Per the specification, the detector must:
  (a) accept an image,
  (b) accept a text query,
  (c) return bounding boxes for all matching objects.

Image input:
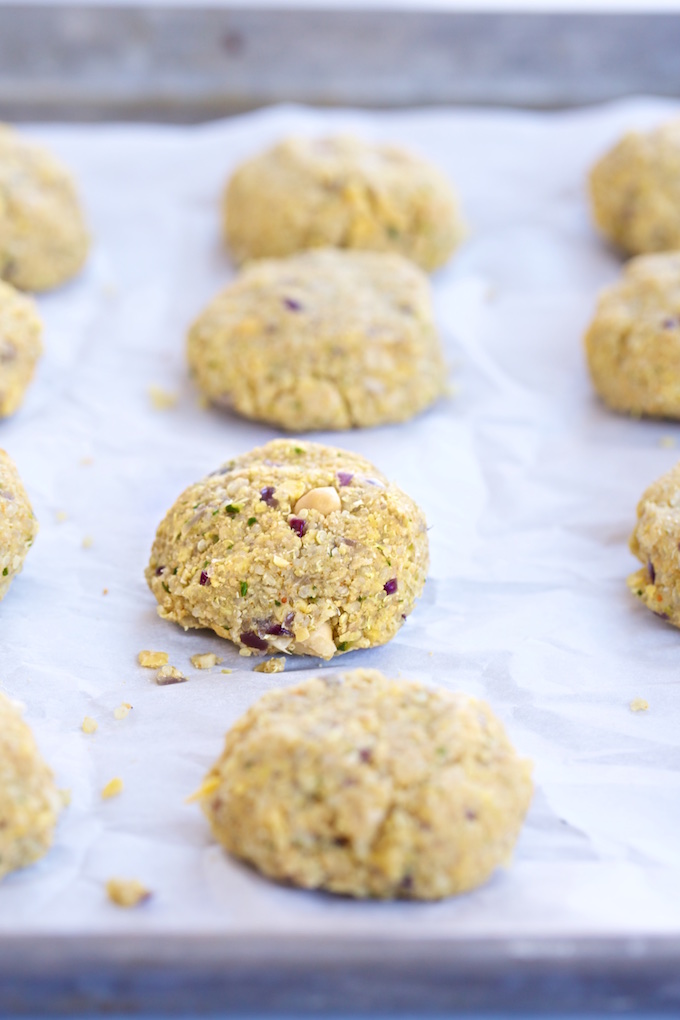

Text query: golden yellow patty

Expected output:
[0,450,38,603]
[199,669,533,900]
[585,252,680,418]
[187,249,447,431]
[0,124,89,291]
[590,120,680,256]
[0,693,63,881]
[628,459,680,628]
[0,280,43,418]
[146,440,429,659]
[223,135,464,272]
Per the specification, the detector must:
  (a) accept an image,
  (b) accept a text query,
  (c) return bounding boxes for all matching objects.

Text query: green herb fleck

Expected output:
[247,517,257,527]
[293,446,304,455]
[274,600,281,606]
[337,641,349,652]
[203,560,209,568]
[172,567,178,575]
[1,568,7,577]
[240,581,248,597]
[162,582,170,593]
[225,504,240,515]
[387,225,400,239]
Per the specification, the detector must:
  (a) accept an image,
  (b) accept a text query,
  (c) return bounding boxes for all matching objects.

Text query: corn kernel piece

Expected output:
[82,716,98,735]
[102,777,124,799]
[114,702,132,720]
[106,878,152,908]
[138,650,169,668]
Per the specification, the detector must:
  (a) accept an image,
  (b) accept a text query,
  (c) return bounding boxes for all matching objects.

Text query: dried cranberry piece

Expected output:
[240,631,269,651]
[289,517,306,538]
[283,297,303,312]
[337,471,354,486]
[155,566,165,576]
[199,571,210,586]
[648,560,656,584]
[260,486,278,507]
[383,578,398,595]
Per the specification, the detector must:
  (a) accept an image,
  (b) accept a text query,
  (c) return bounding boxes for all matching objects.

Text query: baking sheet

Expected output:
[2,97,680,939]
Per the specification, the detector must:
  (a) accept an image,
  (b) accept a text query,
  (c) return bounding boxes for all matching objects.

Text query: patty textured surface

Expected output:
[223,135,464,272]
[585,253,680,418]
[0,124,89,291]
[590,120,680,256]
[199,669,533,899]
[188,249,447,431]
[0,450,38,602]
[629,459,680,628]
[146,440,428,659]
[0,692,63,881]
[0,281,43,418]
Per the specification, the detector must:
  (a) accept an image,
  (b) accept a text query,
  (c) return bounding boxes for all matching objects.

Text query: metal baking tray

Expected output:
[1,6,680,1015]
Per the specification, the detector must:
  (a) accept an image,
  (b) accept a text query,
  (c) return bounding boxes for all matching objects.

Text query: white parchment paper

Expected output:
[2,98,680,939]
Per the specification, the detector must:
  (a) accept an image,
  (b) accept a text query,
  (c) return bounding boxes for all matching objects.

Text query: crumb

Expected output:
[220,668,233,675]
[106,878,152,908]
[80,456,94,466]
[102,777,124,799]
[102,588,108,596]
[138,650,168,668]
[186,775,220,804]
[659,436,676,449]
[428,651,433,657]
[82,716,98,734]
[113,702,132,720]
[148,385,178,411]
[254,657,285,674]
[191,652,222,670]
[55,510,68,523]
[630,698,649,713]
[155,664,187,686]
[82,535,93,549]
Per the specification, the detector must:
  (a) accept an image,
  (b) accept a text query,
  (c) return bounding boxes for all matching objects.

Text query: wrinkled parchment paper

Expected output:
[2,98,680,938]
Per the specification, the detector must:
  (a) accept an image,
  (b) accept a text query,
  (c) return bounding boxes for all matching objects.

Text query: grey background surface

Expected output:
[0,6,679,120]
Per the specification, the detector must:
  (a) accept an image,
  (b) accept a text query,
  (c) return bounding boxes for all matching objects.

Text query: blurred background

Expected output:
[1,0,679,123]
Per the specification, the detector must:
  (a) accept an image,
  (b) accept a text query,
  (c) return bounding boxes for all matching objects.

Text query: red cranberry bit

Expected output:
[662,318,679,330]
[648,560,656,584]
[240,631,269,651]
[383,578,398,595]
[283,297,303,312]
[289,517,306,538]
[359,748,373,763]
[260,486,278,507]
[199,570,210,586]
[337,471,354,486]
[155,566,165,576]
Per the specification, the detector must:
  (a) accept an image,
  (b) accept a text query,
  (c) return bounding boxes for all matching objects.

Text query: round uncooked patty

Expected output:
[590,120,680,256]
[585,252,680,418]
[0,280,43,418]
[198,668,533,900]
[629,459,680,628]
[0,450,38,603]
[223,135,465,272]
[0,124,89,291]
[146,440,429,659]
[187,249,447,431]
[0,692,63,881]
